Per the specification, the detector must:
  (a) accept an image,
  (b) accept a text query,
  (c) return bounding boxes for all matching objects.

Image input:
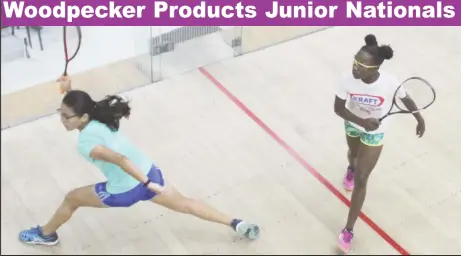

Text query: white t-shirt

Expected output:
[336,71,407,134]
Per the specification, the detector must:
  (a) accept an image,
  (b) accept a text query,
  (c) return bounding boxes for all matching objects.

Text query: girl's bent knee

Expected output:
[63,191,81,210]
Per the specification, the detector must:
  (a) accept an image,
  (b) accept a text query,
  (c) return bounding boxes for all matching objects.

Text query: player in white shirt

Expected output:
[334,34,426,253]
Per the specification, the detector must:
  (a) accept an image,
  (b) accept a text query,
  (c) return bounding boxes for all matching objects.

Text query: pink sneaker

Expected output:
[338,229,354,253]
[343,167,355,191]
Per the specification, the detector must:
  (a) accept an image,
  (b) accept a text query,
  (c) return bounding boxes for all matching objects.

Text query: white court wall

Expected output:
[1,26,183,96]
[1,26,331,130]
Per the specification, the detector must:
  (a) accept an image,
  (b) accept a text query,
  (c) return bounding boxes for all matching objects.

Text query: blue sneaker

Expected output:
[19,226,59,246]
[231,219,260,240]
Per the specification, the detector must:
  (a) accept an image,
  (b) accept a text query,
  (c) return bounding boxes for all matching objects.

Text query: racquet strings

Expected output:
[64,27,82,62]
[395,78,435,112]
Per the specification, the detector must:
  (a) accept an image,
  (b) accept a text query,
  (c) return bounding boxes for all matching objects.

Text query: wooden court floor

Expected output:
[2,27,460,255]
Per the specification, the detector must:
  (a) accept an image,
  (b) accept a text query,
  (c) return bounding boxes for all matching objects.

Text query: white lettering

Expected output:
[245,6,257,18]
[363,6,375,18]
[170,5,179,17]
[9,0,453,23]
[38,6,52,18]
[377,2,386,18]
[347,1,456,19]
[136,6,146,18]
[444,6,455,18]
[81,6,94,18]
[222,6,233,18]
[123,5,135,18]
[53,1,66,19]
[266,1,336,19]
[347,1,362,18]
[178,6,192,18]
[192,2,205,18]
[2,1,24,18]
[95,6,108,18]
[109,1,122,18]
[68,6,79,22]
[154,1,168,18]
[394,6,407,18]
[234,2,244,18]
[24,6,37,18]
[314,6,328,18]
[265,1,279,18]
[1,1,147,21]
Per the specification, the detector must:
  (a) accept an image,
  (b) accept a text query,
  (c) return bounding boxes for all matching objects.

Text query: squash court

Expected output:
[2,26,461,255]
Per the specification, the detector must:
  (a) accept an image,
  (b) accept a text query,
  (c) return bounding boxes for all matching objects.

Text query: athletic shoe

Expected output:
[19,226,59,246]
[231,219,260,240]
[338,229,354,253]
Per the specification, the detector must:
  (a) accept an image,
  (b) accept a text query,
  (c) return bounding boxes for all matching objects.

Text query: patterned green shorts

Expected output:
[344,121,385,146]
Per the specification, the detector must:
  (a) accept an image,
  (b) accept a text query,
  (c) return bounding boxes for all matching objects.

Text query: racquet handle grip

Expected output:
[57,74,71,94]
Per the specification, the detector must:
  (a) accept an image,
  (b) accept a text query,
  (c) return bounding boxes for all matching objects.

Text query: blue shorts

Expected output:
[94,165,165,207]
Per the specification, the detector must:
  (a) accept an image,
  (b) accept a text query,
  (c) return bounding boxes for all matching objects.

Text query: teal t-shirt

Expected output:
[78,120,153,194]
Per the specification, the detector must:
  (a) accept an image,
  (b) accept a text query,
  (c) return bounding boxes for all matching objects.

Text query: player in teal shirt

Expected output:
[78,119,154,194]
[19,79,260,246]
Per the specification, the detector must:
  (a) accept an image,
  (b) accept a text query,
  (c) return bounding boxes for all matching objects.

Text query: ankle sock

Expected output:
[231,219,242,230]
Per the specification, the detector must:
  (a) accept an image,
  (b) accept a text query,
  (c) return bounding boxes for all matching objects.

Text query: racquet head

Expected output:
[379,76,436,122]
[63,26,82,76]
[395,77,436,113]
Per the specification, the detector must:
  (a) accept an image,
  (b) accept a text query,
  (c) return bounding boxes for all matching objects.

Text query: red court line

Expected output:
[199,67,409,255]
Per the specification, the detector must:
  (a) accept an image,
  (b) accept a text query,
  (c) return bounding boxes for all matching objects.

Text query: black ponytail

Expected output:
[360,34,394,66]
[62,90,131,131]
[93,95,131,131]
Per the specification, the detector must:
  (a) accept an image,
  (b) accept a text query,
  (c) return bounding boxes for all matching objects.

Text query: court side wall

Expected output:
[1,26,331,130]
